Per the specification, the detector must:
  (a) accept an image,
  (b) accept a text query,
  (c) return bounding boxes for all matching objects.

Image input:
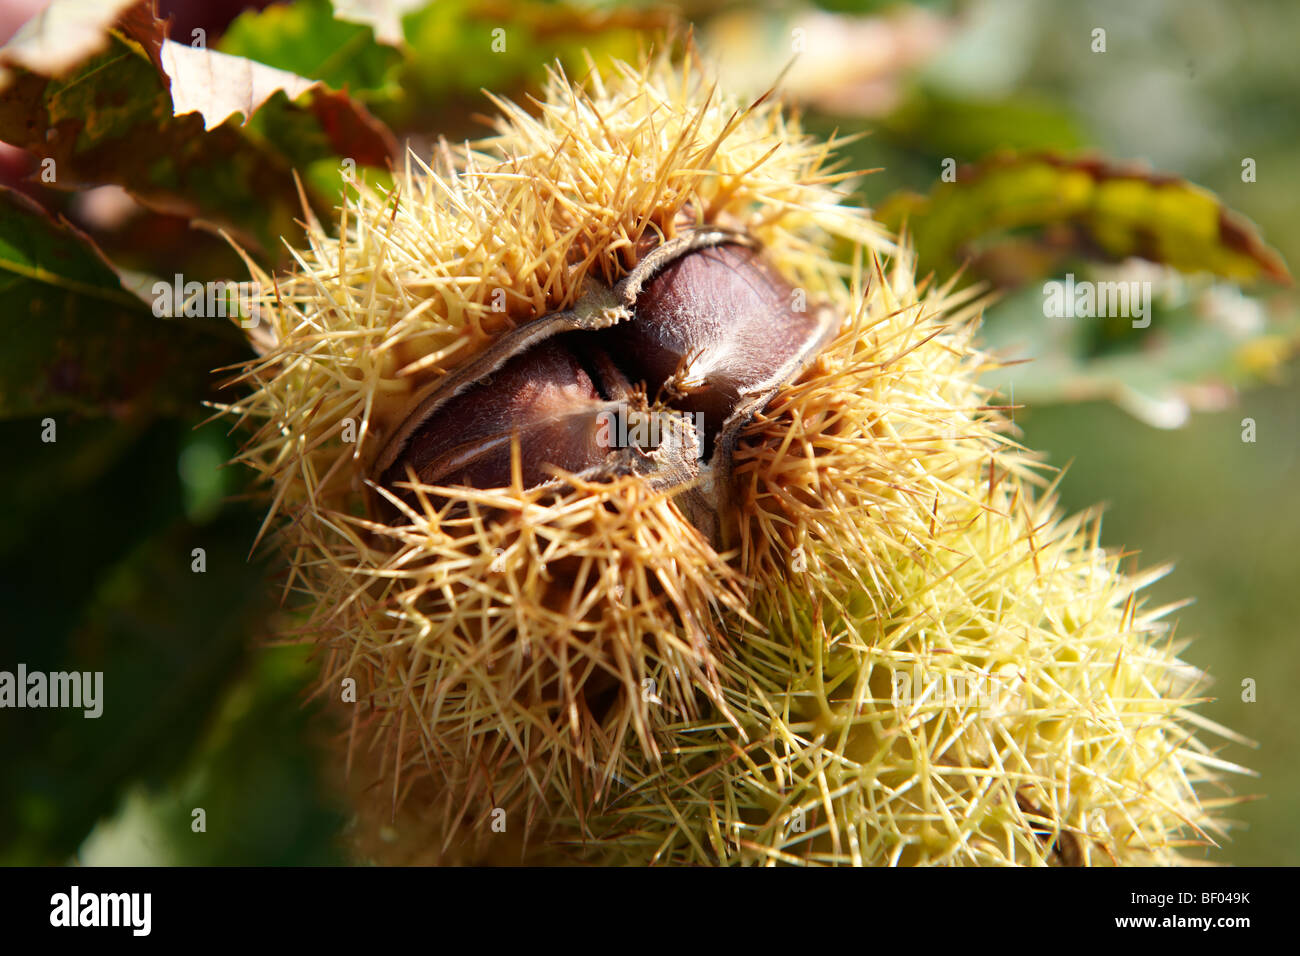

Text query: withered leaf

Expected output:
[158,41,318,132]
[0,0,395,262]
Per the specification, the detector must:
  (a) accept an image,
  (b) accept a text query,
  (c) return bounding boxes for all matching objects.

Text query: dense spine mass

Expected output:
[223,49,1241,865]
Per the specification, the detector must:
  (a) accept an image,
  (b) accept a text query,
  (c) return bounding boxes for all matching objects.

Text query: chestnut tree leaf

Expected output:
[156,38,396,170]
[397,0,667,133]
[0,0,138,80]
[878,153,1292,287]
[0,187,248,418]
[0,428,270,864]
[0,185,138,307]
[220,0,404,96]
[127,645,347,865]
[159,40,317,131]
[219,0,665,142]
[877,152,1295,424]
[0,0,395,260]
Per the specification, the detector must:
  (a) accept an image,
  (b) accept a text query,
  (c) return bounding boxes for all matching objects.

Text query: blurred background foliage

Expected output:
[0,0,1295,865]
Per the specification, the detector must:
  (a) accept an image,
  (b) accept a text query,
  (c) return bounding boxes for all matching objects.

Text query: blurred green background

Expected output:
[1,0,1295,865]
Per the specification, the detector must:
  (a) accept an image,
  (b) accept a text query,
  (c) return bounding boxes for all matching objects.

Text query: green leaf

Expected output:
[221,0,666,144]
[76,644,347,866]
[0,187,249,419]
[397,0,664,125]
[879,153,1292,287]
[219,0,403,100]
[145,645,347,866]
[0,447,272,863]
[0,185,137,308]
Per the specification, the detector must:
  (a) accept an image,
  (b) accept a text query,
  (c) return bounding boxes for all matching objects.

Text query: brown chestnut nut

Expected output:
[379,339,614,492]
[607,243,832,450]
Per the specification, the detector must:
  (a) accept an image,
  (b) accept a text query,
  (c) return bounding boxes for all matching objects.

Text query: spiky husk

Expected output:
[556,252,1243,865]
[223,46,1242,864]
